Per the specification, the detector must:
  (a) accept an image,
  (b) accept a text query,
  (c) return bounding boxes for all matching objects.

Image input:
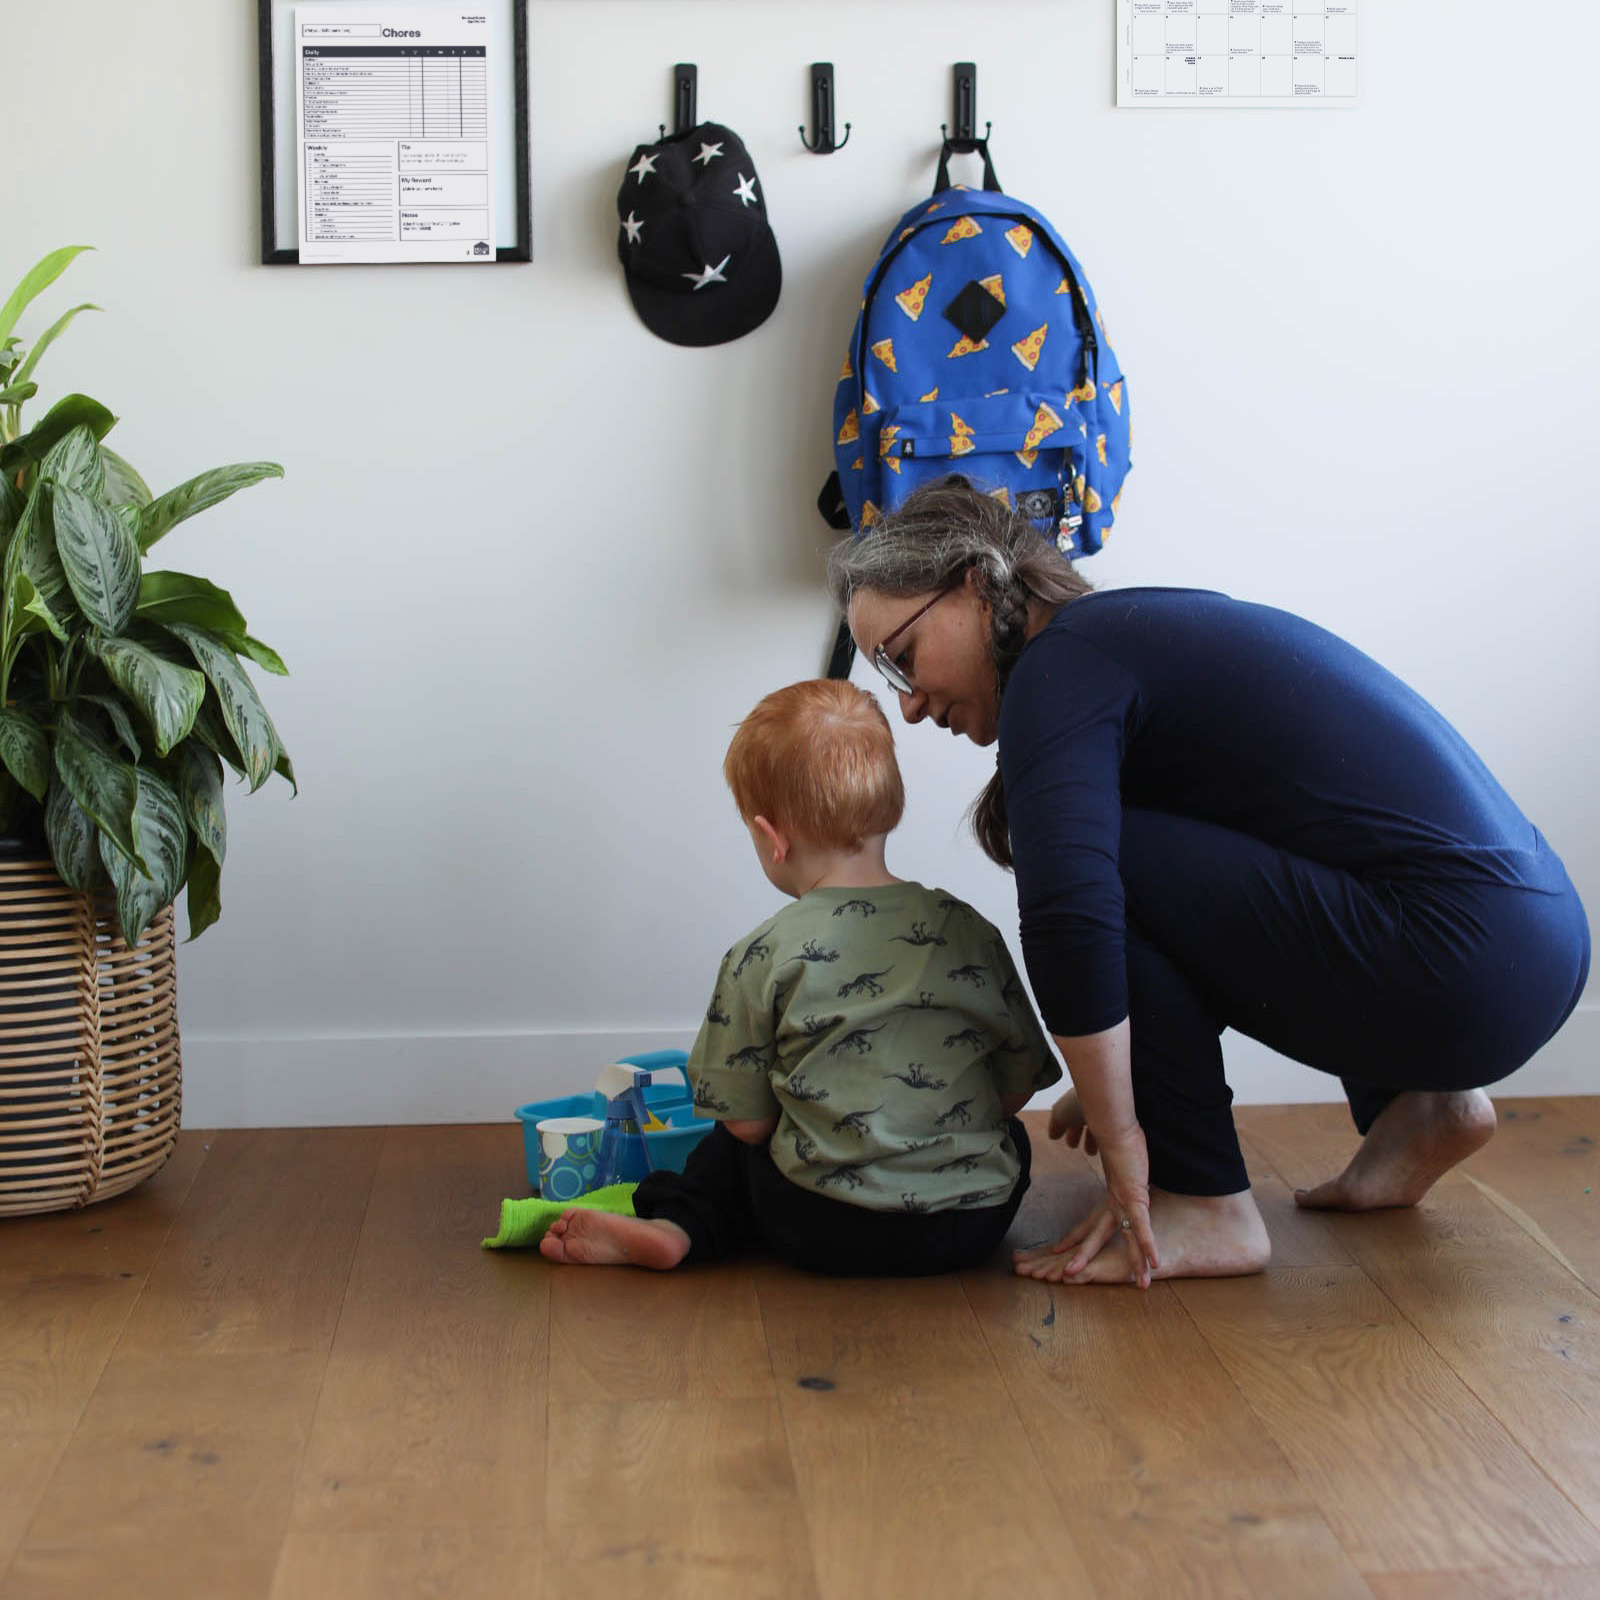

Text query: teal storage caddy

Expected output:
[515,1050,710,1193]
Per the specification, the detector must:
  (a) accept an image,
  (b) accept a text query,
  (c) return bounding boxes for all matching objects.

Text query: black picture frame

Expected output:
[257,0,531,264]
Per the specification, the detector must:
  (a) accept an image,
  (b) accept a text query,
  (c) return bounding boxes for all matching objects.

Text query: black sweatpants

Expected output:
[632,1119,1033,1276]
[1117,808,1592,1196]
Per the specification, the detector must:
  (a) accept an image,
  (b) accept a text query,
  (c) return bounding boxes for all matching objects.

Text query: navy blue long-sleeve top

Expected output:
[998,588,1550,1037]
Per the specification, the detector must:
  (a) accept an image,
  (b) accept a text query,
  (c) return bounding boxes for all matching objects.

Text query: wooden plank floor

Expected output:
[3,1099,1599,1599]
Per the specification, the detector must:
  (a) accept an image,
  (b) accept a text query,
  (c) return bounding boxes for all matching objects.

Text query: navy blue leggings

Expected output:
[1117,808,1591,1195]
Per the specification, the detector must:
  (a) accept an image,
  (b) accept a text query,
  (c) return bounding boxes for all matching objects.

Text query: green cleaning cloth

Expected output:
[481,1182,639,1249]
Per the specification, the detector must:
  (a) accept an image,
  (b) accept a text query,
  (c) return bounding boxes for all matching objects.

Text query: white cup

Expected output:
[537,1115,605,1201]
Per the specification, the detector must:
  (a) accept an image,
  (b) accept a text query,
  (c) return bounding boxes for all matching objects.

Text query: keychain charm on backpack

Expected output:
[823,146,1130,563]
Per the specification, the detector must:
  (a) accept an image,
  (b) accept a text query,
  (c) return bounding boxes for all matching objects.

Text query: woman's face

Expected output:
[848,572,999,746]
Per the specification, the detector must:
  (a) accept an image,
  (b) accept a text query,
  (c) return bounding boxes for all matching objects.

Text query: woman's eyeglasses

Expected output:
[870,587,954,696]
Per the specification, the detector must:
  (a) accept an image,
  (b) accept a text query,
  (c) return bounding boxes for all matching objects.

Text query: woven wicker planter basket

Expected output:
[0,855,181,1217]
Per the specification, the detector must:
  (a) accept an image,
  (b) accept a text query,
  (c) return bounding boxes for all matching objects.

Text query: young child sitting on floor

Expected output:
[540,678,1060,1276]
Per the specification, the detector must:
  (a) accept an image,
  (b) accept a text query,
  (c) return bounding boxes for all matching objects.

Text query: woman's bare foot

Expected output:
[538,1210,691,1269]
[1012,1187,1270,1285]
[1294,1089,1496,1211]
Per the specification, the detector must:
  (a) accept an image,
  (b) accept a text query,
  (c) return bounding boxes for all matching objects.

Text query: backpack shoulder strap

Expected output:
[935,136,1001,195]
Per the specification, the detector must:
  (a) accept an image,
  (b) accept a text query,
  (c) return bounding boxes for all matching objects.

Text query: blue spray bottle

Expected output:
[593,1062,660,1187]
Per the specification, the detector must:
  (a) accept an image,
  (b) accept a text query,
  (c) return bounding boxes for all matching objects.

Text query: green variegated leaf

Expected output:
[9,569,69,645]
[0,471,21,541]
[45,778,104,891]
[137,570,248,635]
[52,481,141,633]
[40,423,105,498]
[0,394,118,477]
[2,570,67,670]
[10,302,99,393]
[190,692,246,777]
[184,841,222,943]
[164,624,278,790]
[274,744,298,794]
[2,483,74,628]
[80,693,143,761]
[54,707,141,867]
[136,462,283,553]
[88,635,204,756]
[174,740,226,865]
[0,246,93,347]
[0,706,49,799]
[99,445,152,509]
[230,633,289,676]
[100,768,187,947]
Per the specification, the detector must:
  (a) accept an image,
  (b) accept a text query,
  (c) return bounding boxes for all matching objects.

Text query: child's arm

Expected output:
[997,1088,1032,1119]
[984,930,1064,1115]
[723,1114,780,1146]
[685,928,784,1139]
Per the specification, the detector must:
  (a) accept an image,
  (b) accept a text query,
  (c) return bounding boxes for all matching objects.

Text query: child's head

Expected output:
[724,680,905,852]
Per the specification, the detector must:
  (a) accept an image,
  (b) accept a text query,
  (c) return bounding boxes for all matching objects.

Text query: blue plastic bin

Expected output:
[515,1050,711,1192]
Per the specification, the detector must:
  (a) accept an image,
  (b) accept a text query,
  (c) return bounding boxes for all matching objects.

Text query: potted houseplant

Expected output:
[0,245,291,1213]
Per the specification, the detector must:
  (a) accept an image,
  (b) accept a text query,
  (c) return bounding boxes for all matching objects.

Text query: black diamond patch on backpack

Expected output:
[1016,488,1062,521]
[942,278,1007,344]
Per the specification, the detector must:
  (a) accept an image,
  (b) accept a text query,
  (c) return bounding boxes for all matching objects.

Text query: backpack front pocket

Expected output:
[877,390,1090,549]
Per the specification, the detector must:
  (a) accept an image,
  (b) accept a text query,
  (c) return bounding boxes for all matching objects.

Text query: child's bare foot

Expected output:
[1012,1188,1270,1284]
[538,1211,691,1269]
[1294,1089,1496,1211]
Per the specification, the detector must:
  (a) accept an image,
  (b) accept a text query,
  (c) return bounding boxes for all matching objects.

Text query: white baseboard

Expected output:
[178,1028,700,1128]
[179,1003,1597,1128]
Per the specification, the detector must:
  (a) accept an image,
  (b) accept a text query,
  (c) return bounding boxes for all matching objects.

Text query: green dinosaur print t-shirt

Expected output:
[688,882,1060,1213]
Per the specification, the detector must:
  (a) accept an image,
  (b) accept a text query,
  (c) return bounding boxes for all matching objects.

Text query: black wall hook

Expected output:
[941,61,990,151]
[800,62,850,153]
[937,63,999,193]
[660,62,698,139]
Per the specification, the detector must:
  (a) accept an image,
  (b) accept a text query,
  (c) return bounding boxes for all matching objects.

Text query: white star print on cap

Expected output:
[628,152,658,183]
[693,140,725,166]
[732,173,758,207]
[683,254,731,290]
[622,212,644,244]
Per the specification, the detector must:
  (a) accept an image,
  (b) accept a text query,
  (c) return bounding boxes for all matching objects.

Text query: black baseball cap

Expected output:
[616,121,781,347]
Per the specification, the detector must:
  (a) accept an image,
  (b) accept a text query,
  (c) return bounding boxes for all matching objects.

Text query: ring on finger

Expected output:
[1119,1217,1133,1230]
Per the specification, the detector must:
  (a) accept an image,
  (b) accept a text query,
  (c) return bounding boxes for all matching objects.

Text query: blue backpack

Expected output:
[822,153,1130,568]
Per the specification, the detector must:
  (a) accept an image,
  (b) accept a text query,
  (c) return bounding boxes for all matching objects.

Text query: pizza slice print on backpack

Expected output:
[894,273,933,320]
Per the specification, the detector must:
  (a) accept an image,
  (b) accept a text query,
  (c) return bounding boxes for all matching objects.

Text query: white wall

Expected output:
[8,1,1596,1126]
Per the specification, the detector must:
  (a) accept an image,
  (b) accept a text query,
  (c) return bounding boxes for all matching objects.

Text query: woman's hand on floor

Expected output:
[1016,1120,1159,1287]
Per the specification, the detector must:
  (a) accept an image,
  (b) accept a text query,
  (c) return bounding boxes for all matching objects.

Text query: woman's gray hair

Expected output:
[826,476,1094,869]
[825,475,1091,617]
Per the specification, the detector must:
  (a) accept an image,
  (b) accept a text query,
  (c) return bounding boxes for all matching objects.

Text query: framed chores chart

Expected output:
[1117,0,1359,107]
[258,0,531,263]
